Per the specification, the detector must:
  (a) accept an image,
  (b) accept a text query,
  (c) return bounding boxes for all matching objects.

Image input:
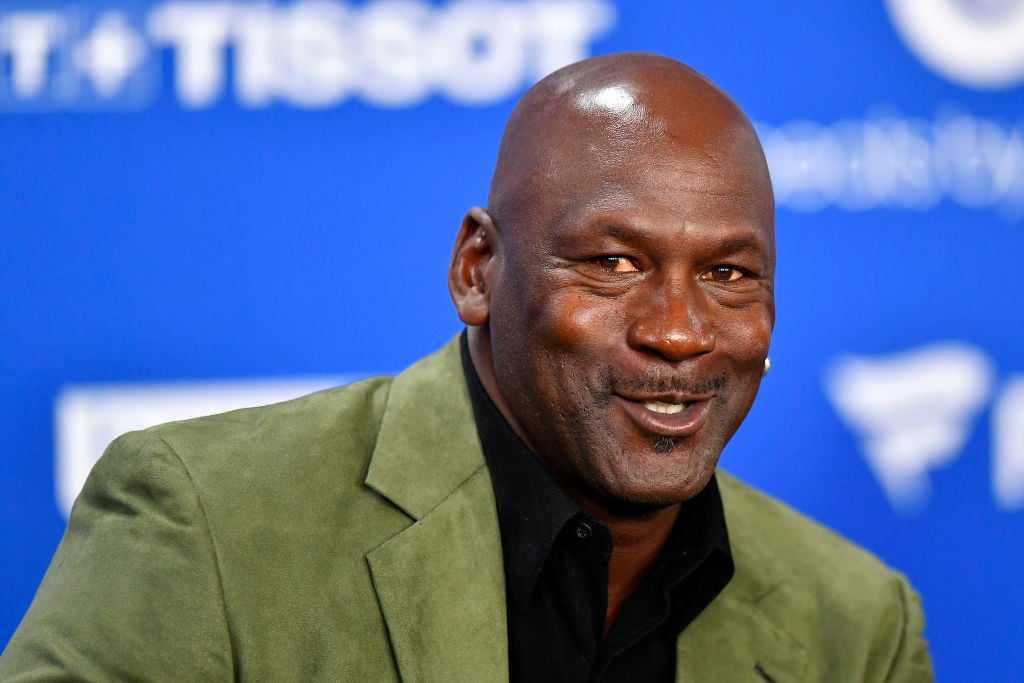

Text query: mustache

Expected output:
[600,369,728,397]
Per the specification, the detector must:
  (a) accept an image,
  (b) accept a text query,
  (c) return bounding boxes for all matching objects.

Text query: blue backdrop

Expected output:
[2,1,1023,678]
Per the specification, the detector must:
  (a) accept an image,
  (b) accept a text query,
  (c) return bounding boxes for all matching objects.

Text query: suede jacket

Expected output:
[0,337,934,681]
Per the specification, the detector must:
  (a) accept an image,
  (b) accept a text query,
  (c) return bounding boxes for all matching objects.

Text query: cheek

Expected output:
[488,280,594,389]
[525,288,623,353]
[717,306,773,360]
[505,291,625,416]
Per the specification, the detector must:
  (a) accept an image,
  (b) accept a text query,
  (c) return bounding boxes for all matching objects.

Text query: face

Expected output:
[459,82,775,515]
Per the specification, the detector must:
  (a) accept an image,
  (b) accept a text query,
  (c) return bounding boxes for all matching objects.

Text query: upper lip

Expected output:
[614,391,712,405]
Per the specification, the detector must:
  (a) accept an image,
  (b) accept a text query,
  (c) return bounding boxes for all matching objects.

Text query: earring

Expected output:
[762,357,771,377]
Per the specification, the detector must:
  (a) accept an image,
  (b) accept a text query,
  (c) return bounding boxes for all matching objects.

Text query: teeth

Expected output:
[642,400,685,415]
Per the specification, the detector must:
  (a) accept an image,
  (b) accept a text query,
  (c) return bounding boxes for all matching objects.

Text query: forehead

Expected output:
[528,120,775,250]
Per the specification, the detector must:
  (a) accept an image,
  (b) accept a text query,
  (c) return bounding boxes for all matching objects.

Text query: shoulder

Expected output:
[147,375,391,469]
[145,373,393,458]
[86,376,392,513]
[95,336,469,521]
[0,381,405,681]
[714,471,934,681]
[717,469,893,592]
[1,342,470,680]
[103,374,407,540]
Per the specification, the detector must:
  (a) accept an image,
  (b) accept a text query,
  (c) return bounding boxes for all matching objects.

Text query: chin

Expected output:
[588,485,703,518]
[589,455,720,515]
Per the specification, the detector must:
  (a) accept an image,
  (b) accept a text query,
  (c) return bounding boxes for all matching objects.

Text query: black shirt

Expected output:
[460,335,735,682]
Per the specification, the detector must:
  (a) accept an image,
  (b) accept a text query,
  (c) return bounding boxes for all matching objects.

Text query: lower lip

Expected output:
[616,397,712,437]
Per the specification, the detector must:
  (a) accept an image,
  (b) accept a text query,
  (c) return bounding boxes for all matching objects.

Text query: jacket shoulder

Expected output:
[718,470,893,593]
[714,471,933,681]
[1,375,408,681]
[143,374,393,472]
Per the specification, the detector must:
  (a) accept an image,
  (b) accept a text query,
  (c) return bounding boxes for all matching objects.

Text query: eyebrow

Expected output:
[714,234,769,253]
[604,225,638,242]
[600,223,768,253]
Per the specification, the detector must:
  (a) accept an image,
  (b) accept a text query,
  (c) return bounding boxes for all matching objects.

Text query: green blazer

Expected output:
[1,337,933,681]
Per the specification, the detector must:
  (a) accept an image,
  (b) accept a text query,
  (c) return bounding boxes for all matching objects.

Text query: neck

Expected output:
[466,326,541,454]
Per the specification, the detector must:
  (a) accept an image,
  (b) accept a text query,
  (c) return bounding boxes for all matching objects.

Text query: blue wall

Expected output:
[2,1,1022,677]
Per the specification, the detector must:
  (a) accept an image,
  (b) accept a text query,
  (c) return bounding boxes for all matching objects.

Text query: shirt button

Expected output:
[575,522,592,540]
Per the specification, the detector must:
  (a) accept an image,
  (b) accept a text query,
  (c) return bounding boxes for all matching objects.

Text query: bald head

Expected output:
[488,52,773,235]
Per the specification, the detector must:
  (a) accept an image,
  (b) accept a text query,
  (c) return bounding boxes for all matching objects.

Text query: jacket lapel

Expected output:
[364,338,509,682]
[674,585,806,681]
[675,472,808,682]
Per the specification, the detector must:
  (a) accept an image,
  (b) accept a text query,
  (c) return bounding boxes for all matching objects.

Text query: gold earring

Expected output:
[763,358,771,377]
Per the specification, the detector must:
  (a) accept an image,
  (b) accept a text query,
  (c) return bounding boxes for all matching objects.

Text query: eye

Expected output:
[591,256,639,273]
[702,265,745,282]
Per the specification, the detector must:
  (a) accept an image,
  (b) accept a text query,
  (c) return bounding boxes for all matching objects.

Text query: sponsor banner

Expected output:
[0,1,615,110]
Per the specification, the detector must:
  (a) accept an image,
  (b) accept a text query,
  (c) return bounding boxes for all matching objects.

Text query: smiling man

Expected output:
[1,53,932,681]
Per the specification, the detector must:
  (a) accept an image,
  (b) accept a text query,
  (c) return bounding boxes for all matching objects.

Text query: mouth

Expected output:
[615,393,712,438]
[641,400,688,415]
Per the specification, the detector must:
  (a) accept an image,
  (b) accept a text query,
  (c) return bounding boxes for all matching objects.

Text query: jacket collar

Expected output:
[364,336,509,681]
[364,336,484,520]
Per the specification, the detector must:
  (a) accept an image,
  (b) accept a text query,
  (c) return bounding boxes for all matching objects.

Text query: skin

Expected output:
[448,52,775,630]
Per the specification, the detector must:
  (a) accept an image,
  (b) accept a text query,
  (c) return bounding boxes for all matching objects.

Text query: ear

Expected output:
[448,206,498,327]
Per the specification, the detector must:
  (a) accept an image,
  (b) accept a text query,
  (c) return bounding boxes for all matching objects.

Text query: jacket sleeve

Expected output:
[882,573,934,683]
[0,431,235,682]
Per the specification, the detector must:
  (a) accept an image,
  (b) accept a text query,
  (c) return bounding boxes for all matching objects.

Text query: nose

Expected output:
[626,276,716,362]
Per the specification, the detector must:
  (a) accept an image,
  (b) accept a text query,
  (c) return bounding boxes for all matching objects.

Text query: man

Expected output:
[1,52,932,681]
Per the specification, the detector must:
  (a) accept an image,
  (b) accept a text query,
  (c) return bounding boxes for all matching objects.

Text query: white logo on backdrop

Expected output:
[756,112,1024,219]
[0,0,615,110]
[71,11,148,97]
[54,376,359,518]
[993,377,1024,510]
[885,0,1024,89]
[825,342,1024,512]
